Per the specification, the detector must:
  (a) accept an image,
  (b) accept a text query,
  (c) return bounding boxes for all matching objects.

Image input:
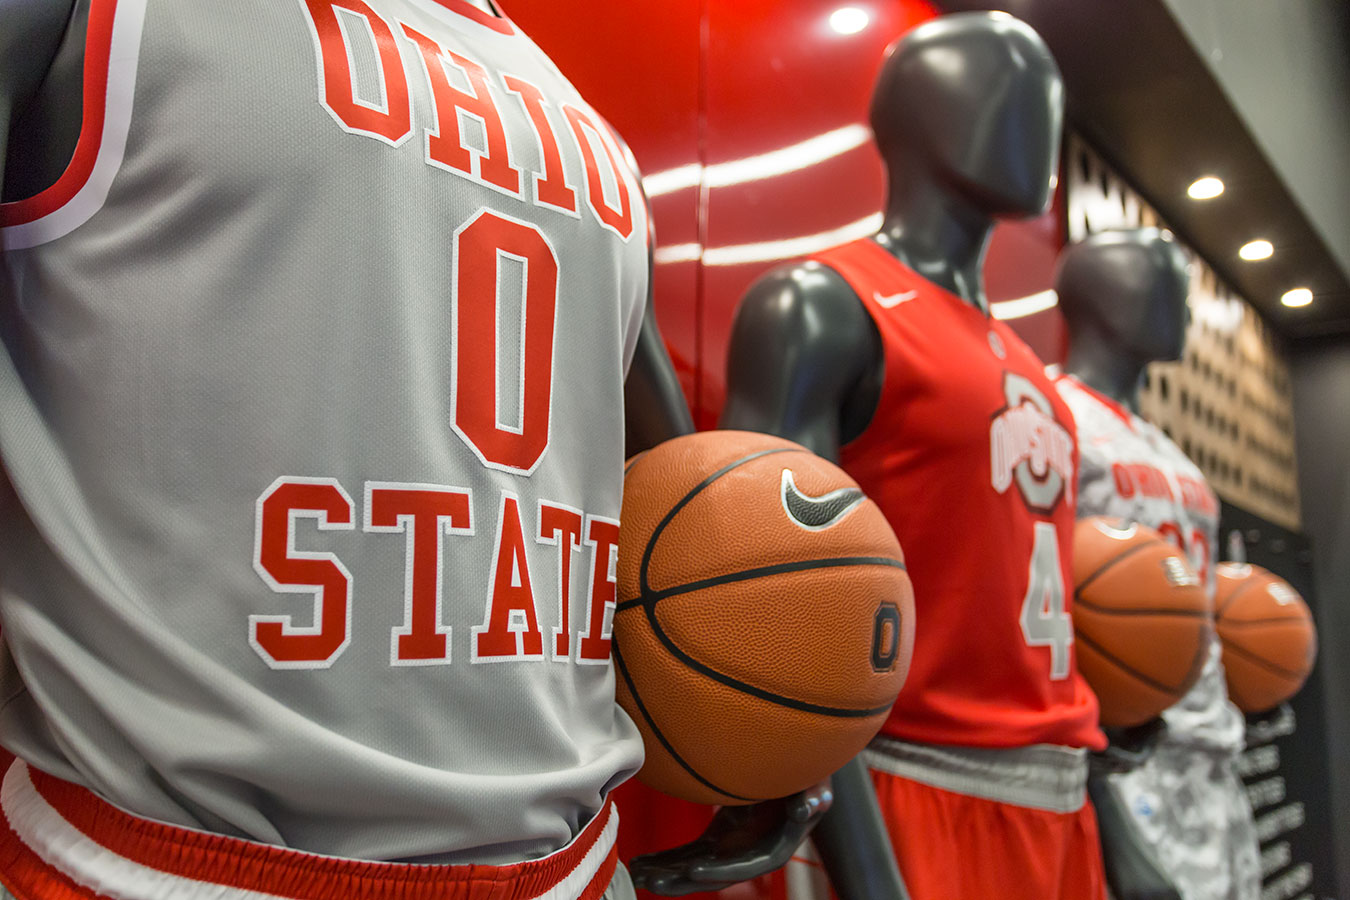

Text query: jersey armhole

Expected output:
[0,0,144,246]
[804,251,895,457]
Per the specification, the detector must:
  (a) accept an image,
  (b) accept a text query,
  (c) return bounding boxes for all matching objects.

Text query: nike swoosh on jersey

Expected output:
[780,469,865,531]
[873,289,918,308]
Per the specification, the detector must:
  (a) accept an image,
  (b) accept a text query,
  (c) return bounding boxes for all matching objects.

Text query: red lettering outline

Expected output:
[250,477,356,669]
[472,491,546,662]
[299,0,413,146]
[577,515,620,664]
[365,482,474,665]
[538,500,584,660]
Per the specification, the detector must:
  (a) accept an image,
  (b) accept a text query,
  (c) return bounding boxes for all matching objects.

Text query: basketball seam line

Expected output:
[638,446,797,598]
[1073,541,1170,600]
[640,597,896,718]
[611,642,754,803]
[618,556,908,612]
[1179,636,1211,703]
[1219,637,1310,681]
[1215,578,1261,618]
[623,450,650,476]
[1218,615,1312,628]
[1075,628,1204,696]
[1073,598,1210,618]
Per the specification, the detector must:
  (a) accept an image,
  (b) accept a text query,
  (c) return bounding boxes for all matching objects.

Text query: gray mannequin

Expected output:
[1058,228,1260,900]
[0,0,831,893]
[721,11,1065,453]
[721,12,1057,898]
[1057,229,1191,413]
[720,11,1173,898]
[1057,229,1193,900]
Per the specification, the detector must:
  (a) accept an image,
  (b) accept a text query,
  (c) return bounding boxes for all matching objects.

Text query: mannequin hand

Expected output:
[1089,718,1167,777]
[628,782,833,896]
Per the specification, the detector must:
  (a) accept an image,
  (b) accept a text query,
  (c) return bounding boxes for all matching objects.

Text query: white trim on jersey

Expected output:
[540,803,620,900]
[0,760,621,900]
[2,761,296,900]
[1,0,148,251]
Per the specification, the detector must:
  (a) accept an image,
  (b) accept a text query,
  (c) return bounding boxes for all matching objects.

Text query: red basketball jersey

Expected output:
[817,239,1103,750]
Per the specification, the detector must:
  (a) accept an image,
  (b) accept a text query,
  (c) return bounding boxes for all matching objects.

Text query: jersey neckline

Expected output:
[852,237,996,323]
[1060,374,1138,430]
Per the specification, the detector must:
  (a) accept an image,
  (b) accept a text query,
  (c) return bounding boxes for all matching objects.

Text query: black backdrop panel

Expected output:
[1220,502,1338,900]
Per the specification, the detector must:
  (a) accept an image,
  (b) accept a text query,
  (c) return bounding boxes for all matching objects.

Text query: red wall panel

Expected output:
[986,203,1069,366]
[504,1,705,406]
[697,0,937,427]
[507,1,1068,430]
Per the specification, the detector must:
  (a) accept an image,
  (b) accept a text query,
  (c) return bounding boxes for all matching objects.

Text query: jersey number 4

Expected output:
[1019,522,1073,680]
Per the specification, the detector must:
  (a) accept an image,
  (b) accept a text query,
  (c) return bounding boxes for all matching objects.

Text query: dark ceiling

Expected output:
[936,0,1350,344]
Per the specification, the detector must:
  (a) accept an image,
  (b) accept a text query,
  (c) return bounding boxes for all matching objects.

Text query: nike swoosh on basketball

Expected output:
[780,469,865,531]
[873,289,918,308]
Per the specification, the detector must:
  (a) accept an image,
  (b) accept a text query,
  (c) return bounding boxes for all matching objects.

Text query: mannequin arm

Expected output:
[1087,774,1181,900]
[0,0,74,194]
[720,263,883,458]
[629,782,834,896]
[1087,721,1180,898]
[812,758,907,900]
[716,265,908,900]
[624,294,694,454]
[623,268,841,893]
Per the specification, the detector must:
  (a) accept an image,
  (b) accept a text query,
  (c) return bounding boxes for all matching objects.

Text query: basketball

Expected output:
[1071,517,1212,728]
[614,430,913,805]
[1214,563,1317,713]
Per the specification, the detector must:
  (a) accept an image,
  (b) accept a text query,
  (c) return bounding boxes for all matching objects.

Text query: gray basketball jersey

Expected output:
[1056,377,1259,900]
[1056,375,1242,754]
[0,0,648,864]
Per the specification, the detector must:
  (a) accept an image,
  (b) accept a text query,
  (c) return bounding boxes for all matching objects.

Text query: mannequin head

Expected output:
[870,12,1063,218]
[1057,227,1192,366]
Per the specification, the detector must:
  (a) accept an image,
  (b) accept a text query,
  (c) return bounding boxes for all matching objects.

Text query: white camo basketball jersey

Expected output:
[0,0,648,863]
[1056,375,1242,753]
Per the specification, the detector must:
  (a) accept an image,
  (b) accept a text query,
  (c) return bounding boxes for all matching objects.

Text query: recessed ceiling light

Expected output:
[828,7,870,35]
[1239,239,1273,261]
[1281,288,1313,308]
[1187,176,1224,200]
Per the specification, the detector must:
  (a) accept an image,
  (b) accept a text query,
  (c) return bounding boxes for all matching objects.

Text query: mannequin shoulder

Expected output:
[732,260,878,359]
[722,260,883,454]
[0,0,75,111]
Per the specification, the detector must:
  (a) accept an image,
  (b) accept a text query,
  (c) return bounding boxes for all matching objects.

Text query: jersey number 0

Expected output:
[453,210,558,475]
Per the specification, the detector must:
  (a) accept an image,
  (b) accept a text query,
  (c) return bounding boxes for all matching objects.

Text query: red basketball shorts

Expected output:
[0,757,620,900]
[738,739,1106,900]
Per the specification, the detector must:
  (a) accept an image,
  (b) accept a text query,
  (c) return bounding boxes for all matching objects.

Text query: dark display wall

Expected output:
[1291,342,1350,891]
[1221,504,1339,900]
[1066,137,1302,533]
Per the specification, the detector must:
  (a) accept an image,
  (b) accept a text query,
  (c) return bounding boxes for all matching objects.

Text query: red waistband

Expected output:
[0,759,618,900]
